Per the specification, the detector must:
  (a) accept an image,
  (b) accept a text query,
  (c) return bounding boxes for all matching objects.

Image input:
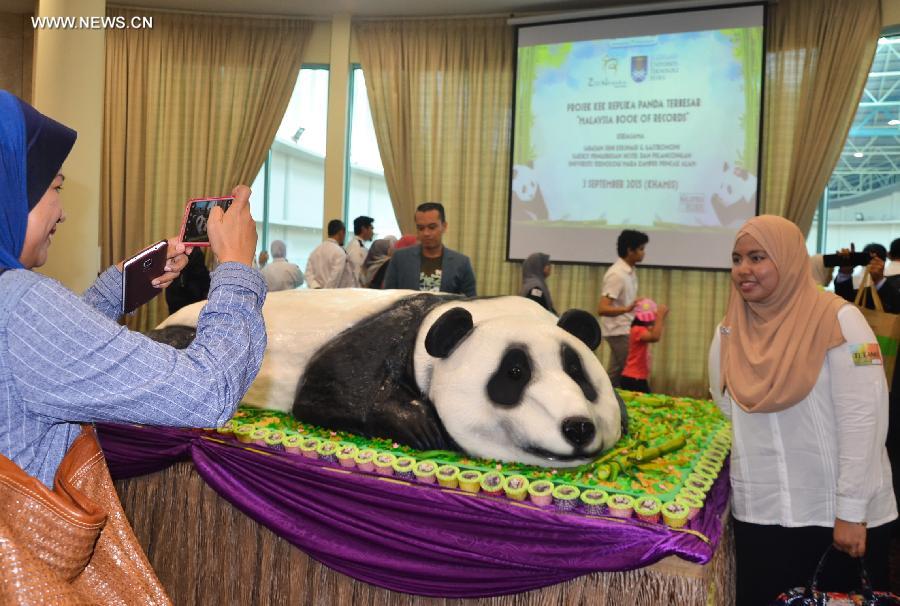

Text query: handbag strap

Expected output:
[803,545,876,602]
[854,269,886,312]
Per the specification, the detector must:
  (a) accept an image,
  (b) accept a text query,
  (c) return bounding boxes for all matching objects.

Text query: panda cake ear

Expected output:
[557,310,601,351]
[425,307,474,358]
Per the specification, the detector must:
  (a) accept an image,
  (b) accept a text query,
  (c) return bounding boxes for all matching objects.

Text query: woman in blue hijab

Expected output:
[0,90,267,488]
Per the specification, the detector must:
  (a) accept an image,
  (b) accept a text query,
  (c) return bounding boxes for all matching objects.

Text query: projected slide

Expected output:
[508,6,764,268]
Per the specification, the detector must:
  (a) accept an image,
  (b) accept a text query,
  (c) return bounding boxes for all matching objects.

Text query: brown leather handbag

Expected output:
[0,425,170,605]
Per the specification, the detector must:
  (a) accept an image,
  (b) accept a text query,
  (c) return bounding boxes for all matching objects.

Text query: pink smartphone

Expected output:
[122,240,168,314]
[179,196,234,246]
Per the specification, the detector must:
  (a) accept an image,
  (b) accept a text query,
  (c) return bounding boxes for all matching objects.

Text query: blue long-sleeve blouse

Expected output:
[0,261,267,487]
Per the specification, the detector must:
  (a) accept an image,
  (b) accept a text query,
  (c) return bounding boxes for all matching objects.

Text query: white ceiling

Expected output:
[5,0,666,18]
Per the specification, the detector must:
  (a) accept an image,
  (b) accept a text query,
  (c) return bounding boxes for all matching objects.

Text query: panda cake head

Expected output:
[416,297,625,467]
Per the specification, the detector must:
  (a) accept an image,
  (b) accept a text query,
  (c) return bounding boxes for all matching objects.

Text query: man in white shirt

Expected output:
[306,220,357,289]
[346,215,374,284]
[260,239,303,292]
[596,229,647,387]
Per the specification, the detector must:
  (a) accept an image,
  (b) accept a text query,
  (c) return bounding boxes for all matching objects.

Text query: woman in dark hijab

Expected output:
[519,252,556,314]
[0,90,265,487]
[361,236,396,288]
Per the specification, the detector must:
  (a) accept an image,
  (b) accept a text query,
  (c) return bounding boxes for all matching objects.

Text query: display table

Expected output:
[101,424,735,604]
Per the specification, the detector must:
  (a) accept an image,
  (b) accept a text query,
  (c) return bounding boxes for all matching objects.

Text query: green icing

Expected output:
[223,389,729,504]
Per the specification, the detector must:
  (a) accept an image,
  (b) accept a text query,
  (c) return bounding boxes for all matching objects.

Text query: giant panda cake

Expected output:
[152,289,625,467]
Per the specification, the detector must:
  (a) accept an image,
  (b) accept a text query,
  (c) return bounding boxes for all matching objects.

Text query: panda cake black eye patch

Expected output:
[562,345,597,402]
[487,347,532,406]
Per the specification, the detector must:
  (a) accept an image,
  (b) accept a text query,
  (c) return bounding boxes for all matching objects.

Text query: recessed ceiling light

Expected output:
[853,152,864,158]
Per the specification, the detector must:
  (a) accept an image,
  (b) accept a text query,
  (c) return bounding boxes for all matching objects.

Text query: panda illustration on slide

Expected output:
[150,289,626,467]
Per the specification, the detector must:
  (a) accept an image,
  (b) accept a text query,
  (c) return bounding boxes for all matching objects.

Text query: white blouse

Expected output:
[708,304,897,528]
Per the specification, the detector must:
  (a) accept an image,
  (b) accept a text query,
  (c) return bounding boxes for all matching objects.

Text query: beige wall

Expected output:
[32,0,105,292]
[884,0,900,26]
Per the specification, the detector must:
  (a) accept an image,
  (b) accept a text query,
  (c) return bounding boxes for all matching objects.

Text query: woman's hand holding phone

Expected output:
[153,239,190,288]
[116,238,190,288]
[207,184,257,267]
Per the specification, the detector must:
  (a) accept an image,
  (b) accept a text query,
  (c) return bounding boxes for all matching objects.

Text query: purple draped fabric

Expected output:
[97,423,730,598]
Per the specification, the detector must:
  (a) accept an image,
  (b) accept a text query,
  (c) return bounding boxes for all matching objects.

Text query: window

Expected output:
[251,67,330,277]
[345,67,401,243]
[811,35,900,265]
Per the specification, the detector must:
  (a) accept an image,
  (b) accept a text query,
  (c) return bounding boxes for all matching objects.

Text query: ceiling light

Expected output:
[853,152,864,158]
[890,119,900,126]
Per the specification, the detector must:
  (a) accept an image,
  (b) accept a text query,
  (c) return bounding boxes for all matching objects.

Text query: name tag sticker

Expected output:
[530,288,542,297]
[849,343,883,366]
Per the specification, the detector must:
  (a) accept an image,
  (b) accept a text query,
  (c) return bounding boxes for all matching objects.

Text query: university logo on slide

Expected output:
[631,55,648,83]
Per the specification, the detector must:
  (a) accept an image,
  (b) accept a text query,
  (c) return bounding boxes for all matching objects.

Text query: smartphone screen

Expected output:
[180,197,234,245]
[122,240,168,314]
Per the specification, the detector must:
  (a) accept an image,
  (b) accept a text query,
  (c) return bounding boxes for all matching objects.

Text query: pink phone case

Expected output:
[122,240,168,314]
[179,196,234,247]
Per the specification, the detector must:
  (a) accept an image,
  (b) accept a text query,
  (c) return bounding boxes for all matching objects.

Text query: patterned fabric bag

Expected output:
[772,546,900,605]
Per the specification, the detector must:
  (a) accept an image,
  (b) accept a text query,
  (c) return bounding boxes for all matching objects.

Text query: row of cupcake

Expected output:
[217,423,720,526]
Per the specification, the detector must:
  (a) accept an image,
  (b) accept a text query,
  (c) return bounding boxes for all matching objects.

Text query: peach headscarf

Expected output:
[720,215,847,413]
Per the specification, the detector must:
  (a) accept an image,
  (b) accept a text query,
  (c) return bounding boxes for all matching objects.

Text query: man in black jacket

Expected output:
[833,242,900,313]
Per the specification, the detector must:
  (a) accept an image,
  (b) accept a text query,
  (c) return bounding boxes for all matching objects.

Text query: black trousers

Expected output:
[733,518,892,606]
[619,375,650,393]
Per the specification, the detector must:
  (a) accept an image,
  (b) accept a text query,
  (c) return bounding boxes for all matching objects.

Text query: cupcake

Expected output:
[458,470,483,493]
[300,437,320,459]
[250,427,271,446]
[607,494,635,518]
[480,471,505,497]
[234,424,256,444]
[694,462,719,479]
[580,489,608,515]
[316,440,338,462]
[527,480,554,507]
[712,433,731,449]
[354,449,377,472]
[413,460,438,483]
[263,430,285,448]
[552,485,581,511]
[336,443,359,468]
[374,452,397,476]
[282,434,303,454]
[679,486,706,503]
[706,444,730,459]
[216,419,237,435]
[675,494,703,520]
[662,501,690,528]
[697,454,725,475]
[436,465,460,488]
[685,473,713,493]
[392,456,416,480]
[634,496,662,523]
[503,475,530,501]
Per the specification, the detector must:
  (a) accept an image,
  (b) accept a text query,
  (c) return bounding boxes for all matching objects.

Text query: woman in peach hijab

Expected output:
[708,215,896,605]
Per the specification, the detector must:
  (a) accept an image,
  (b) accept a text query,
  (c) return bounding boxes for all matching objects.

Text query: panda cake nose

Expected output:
[562,417,596,448]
